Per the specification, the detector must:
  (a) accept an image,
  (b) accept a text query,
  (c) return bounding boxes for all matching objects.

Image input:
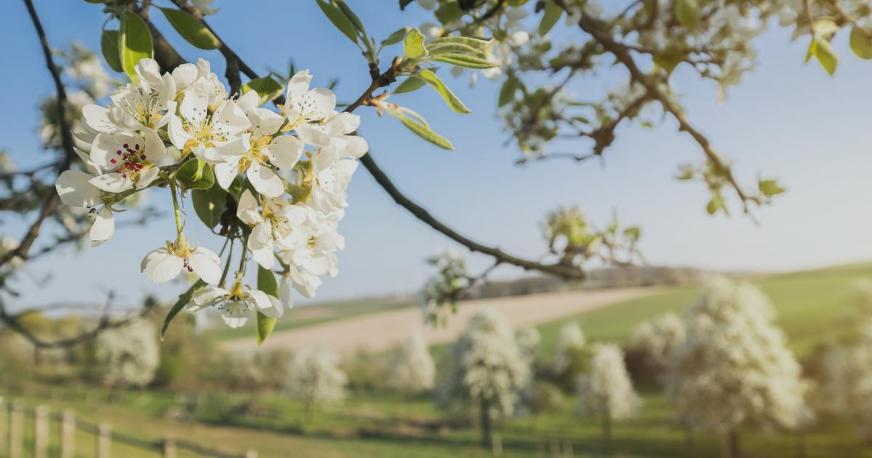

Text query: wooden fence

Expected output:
[0,396,257,458]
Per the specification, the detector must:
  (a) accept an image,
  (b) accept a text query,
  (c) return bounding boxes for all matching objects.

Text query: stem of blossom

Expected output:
[218,237,235,288]
[168,179,184,240]
[234,234,249,281]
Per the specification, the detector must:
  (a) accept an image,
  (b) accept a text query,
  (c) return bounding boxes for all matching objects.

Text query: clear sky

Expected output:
[2,1,872,310]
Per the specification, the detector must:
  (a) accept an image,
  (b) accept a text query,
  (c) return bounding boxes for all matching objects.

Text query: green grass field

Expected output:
[7,263,872,457]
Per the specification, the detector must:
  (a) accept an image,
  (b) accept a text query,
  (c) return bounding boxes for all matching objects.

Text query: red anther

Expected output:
[110,159,117,164]
[116,150,121,155]
[122,174,127,178]
[134,144,140,150]
[123,144,129,148]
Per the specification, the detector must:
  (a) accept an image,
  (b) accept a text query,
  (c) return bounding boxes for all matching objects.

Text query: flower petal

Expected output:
[214,158,240,190]
[55,170,101,207]
[180,82,209,127]
[143,128,167,162]
[247,163,284,198]
[267,136,303,170]
[301,88,336,121]
[168,115,192,150]
[249,108,285,137]
[296,124,331,146]
[236,189,263,226]
[141,248,184,283]
[212,100,250,138]
[191,285,228,309]
[89,173,134,193]
[89,207,115,246]
[188,246,221,285]
[82,104,120,133]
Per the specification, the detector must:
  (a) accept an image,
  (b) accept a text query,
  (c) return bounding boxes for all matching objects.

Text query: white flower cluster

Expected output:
[554,322,585,374]
[629,312,686,371]
[665,276,810,432]
[387,332,436,394]
[94,319,160,387]
[576,343,641,422]
[287,348,348,411]
[817,320,872,438]
[55,58,368,328]
[441,308,529,418]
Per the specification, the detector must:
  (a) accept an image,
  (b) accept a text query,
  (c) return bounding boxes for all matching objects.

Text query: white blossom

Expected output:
[94,319,160,387]
[630,312,686,371]
[388,332,436,394]
[141,241,221,285]
[665,276,810,435]
[189,283,283,328]
[287,348,347,415]
[555,322,585,374]
[577,344,641,423]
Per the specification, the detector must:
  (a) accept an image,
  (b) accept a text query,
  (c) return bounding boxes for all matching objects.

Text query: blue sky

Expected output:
[3,1,872,309]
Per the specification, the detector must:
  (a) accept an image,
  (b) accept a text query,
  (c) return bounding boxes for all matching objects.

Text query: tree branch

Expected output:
[145,5,585,280]
[0,0,76,268]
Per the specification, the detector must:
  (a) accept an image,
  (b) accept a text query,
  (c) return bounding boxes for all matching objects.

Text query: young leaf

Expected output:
[430,53,495,68]
[176,157,215,190]
[256,265,279,344]
[417,69,471,113]
[161,280,205,338]
[192,182,227,229]
[387,106,454,150]
[850,26,872,59]
[119,10,153,83]
[334,0,366,36]
[394,76,426,94]
[538,1,562,36]
[705,194,725,215]
[675,0,700,31]
[100,29,123,72]
[808,37,838,75]
[498,76,519,107]
[404,28,427,59]
[241,77,284,105]
[758,178,786,198]
[399,0,415,10]
[159,7,220,49]
[256,311,278,344]
[382,27,409,47]
[653,49,686,75]
[315,0,359,46]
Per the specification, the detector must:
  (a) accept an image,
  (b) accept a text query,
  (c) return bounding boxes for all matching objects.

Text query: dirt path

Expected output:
[224,287,657,354]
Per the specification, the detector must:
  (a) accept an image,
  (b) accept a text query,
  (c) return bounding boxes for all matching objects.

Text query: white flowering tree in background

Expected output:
[441,308,529,448]
[818,320,872,440]
[629,312,686,376]
[93,318,159,387]
[388,332,436,395]
[666,276,810,458]
[287,348,347,423]
[3,0,872,373]
[554,322,586,388]
[577,343,640,441]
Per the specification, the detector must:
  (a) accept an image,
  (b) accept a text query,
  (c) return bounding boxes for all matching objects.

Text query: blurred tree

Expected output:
[554,322,587,390]
[287,348,347,425]
[92,318,160,388]
[665,276,811,458]
[576,343,641,441]
[387,332,436,395]
[440,308,529,448]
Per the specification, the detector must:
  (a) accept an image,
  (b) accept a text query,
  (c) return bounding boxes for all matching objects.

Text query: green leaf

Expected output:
[256,311,278,345]
[387,107,454,150]
[404,28,427,59]
[192,182,227,229]
[241,76,284,105]
[435,2,464,24]
[257,265,279,296]
[119,10,153,83]
[176,157,215,190]
[850,26,872,59]
[705,195,725,215]
[675,0,700,31]
[807,37,838,75]
[382,27,409,47]
[316,0,359,45]
[334,0,366,36]
[498,76,519,107]
[399,0,415,10]
[394,76,426,94]
[538,1,562,36]
[256,265,279,344]
[758,178,786,198]
[161,280,205,338]
[417,69,470,113]
[159,7,220,49]
[100,29,123,72]
[430,53,495,68]
[653,48,686,75]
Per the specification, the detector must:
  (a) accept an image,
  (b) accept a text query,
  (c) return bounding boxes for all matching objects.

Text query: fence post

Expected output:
[34,405,49,458]
[162,438,176,458]
[60,410,75,458]
[245,450,258,458]
[0,396,6,456]
[8,402,22,458]
[96,422,110,458]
